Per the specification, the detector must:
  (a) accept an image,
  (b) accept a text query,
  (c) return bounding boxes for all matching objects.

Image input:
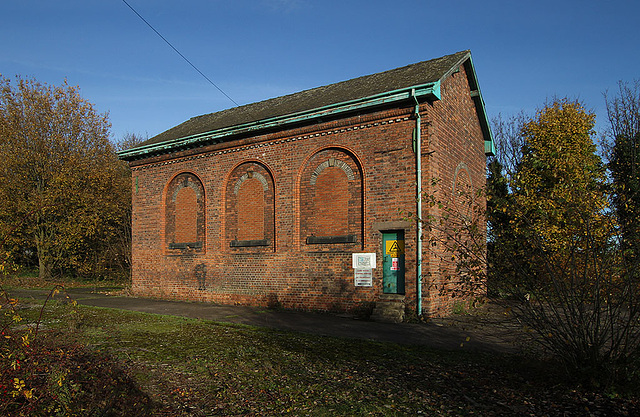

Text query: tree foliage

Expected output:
[512,99,609,253]
[0,76,131,280]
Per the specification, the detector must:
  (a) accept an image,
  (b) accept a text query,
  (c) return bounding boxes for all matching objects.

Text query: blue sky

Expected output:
[2,0,638,142]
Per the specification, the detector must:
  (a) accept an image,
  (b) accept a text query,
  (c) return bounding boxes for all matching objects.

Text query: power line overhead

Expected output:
[121,0,239,107]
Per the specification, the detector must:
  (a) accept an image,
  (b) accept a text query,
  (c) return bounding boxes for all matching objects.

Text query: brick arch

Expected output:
[234,171,269,194]
[164,172,206,253]
[225,161,275,251]
[453,162,472,193]
[310,157,355,185]
[298,147,364,248]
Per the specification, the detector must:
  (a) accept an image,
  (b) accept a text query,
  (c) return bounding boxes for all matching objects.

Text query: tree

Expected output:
[115,131,147,153]
[423,98,640,388]
[606,80,640,257]
[0,76,130,280]
[488,101,610,294]
[512,99,609,253]
[491,100,640,386]
[489,112,528,178]
[486,113,530,296]
[485,159,515,296]
[111,132,147,272]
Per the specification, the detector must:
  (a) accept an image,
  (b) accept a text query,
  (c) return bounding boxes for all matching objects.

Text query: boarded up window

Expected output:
[300,149,363,247]
[226,163,275,250]
[165,173,205,252]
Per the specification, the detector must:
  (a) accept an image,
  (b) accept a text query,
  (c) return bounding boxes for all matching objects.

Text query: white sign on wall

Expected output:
[352,253,376,269]
[352,253,375,287]
[354,268,373,287]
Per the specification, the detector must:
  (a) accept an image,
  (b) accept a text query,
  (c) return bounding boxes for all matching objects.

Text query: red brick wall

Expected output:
[128,65,487,318]
[421,64,488,316]
[299,148,362,244]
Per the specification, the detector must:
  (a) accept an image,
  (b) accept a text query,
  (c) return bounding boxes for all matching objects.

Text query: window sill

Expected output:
[230,239,270,247]
[168,242,203,250]
[306,235,357,244]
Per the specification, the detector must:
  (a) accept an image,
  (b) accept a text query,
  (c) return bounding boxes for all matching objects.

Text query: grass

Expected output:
[1,269,128,291]
[10,299,634,416]
[3,285,639,416]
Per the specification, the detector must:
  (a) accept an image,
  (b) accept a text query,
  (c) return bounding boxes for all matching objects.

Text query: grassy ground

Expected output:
[1,270,128,290]
[4,294,637,416]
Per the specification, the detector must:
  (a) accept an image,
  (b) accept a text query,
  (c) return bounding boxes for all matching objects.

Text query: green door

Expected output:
[382,231,405,294]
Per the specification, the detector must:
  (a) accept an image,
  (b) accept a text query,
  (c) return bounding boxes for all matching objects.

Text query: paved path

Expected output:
[8,287,518,354]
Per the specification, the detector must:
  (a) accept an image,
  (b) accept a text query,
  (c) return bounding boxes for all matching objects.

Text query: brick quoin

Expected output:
[120,51,494,319]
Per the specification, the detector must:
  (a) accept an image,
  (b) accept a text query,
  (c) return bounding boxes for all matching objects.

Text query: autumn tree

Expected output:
[486,103,610,297]
[512,99,609,253]
[0,76,130,280]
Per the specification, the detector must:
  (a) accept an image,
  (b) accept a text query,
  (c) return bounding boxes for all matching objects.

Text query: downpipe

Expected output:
[411,89,423,317]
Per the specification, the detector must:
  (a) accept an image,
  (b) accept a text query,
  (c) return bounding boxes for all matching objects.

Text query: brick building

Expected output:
[119,50,494,319]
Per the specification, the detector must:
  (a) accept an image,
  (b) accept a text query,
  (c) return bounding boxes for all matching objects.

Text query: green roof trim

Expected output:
[462,56,495,156]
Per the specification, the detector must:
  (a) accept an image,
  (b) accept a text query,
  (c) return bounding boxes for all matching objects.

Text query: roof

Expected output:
[120,50,494,161]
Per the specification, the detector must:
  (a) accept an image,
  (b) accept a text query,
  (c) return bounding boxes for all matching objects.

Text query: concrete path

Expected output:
[8,287,518,354]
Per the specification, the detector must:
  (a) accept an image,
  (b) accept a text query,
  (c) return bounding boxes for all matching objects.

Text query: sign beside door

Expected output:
[352,253,376,269]
[391,258,399,271]
[352,253,376,287]
[354,268,373,287]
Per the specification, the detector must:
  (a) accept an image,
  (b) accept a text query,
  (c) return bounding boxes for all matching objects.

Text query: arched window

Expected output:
[301,149,363,246]
[165,173,205,252]
[226,162,275,250]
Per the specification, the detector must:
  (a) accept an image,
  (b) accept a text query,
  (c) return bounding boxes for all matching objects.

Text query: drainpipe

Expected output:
[411,89,423,317]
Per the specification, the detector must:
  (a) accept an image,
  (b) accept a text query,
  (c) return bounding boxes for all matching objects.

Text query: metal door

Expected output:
[382,231,405,294]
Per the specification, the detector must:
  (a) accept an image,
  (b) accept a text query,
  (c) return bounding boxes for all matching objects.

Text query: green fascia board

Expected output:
[485,138,496,156]
[463,56,495,156]
[118,81,441,161]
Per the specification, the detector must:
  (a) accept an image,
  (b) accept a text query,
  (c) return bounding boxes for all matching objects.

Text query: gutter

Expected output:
[118,82,442,161]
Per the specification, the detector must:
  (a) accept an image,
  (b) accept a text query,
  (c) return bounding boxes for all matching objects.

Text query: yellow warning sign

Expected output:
[385,240,405,256]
